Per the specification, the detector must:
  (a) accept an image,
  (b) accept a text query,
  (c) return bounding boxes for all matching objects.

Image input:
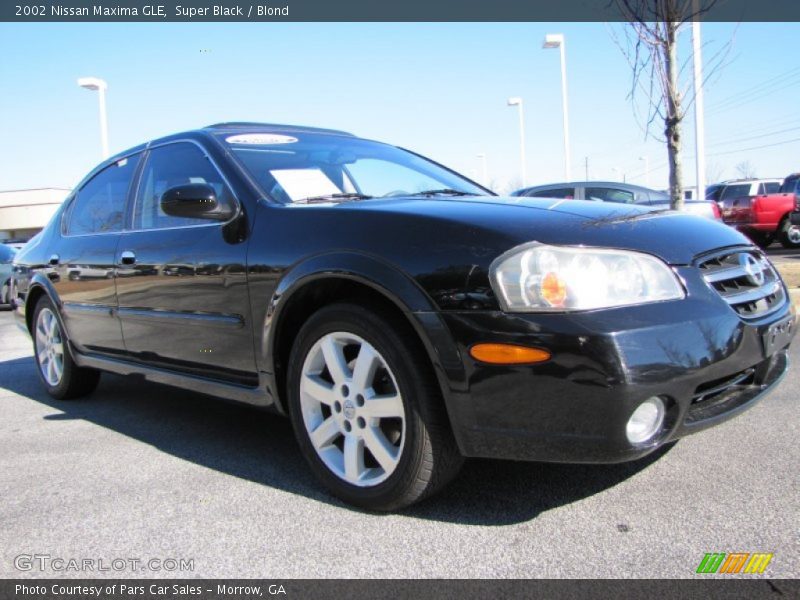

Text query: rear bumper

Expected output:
[422,285,795,464]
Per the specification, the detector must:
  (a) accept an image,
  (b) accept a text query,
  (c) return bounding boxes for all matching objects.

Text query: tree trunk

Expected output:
[664,21,684,210]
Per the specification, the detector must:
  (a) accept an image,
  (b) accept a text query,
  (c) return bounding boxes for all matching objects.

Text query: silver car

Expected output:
[513,181,721,220]
[0,244,17,308]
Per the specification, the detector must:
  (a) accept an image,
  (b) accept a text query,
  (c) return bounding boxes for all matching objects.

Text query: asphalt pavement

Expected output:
[0,310,797,579]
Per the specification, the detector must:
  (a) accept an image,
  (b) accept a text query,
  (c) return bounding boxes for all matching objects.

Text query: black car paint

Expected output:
[12,124,795,464]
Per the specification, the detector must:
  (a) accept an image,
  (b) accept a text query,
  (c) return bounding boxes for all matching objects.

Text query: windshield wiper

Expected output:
[294,193,374,204]
[408,189,477,197]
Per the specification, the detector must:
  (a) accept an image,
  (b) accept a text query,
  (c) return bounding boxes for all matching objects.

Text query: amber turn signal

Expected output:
[469,343,551,365]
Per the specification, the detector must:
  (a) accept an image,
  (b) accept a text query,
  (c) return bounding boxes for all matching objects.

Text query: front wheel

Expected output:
[287,303,463,511]
[779,218,800,249]
[32,296,100,399]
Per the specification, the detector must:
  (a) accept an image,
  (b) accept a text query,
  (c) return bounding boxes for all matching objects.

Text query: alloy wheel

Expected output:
[35,308,64,386]
[299,332,406,487]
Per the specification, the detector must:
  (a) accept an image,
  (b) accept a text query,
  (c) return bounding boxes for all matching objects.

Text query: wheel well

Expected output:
[25,285,47,333]
[272,277,437,414]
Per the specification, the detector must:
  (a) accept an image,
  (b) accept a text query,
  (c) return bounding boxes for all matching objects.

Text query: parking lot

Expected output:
[0,308,797,579]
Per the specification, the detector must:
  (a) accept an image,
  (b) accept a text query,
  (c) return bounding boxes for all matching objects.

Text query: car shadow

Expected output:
[0,356,673,526]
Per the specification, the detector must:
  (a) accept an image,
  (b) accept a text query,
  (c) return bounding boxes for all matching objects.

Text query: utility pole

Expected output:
[584,157,589,181]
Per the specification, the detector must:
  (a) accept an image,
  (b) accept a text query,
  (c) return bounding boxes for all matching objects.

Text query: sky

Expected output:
[0,22,798,195]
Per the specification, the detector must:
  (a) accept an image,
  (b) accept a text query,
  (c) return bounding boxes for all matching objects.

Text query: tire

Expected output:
[287,303,463,511]
[747,231,773,249]
[32,295,100,400]
[778,218,800,249]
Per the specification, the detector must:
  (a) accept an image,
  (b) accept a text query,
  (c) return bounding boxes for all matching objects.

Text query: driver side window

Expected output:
[134,143,233,230]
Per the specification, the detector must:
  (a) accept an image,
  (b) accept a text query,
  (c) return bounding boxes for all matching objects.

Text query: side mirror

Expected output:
[160,183,233,221]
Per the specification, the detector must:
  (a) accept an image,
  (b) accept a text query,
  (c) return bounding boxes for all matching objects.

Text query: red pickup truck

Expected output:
[719,173,800,248]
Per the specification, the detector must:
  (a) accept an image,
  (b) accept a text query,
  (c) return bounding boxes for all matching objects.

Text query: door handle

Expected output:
[120,250,136,265]
[49,254,60,265]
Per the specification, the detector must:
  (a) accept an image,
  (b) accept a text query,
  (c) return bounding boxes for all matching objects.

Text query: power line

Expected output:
[707,74,800,115]
[707,135,800,157]
[707,66,800,111]
[627,135,800,181]
[707,124,800,148]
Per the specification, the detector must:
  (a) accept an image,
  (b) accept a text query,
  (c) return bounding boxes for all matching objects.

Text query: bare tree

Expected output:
[613,0,730,210]
[735,160,756,179]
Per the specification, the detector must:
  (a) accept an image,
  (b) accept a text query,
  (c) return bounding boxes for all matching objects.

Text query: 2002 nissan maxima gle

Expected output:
[12,123,795,510]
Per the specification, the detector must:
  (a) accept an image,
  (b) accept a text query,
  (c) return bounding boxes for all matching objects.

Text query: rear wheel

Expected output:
[779,218,800,249]
[32,296,100,399]
[287,303,463,511]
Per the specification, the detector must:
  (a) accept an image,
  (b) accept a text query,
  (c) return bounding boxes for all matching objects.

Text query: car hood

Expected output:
[335,195,751,265]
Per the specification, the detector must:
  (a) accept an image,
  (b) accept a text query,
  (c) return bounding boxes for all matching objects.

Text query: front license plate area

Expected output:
[762,315,794,357]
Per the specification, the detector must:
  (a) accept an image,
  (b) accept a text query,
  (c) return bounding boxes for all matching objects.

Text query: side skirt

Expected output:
[73,349,277,410]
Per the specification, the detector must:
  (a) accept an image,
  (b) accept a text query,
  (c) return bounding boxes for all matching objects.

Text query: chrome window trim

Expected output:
[62,139,242,238]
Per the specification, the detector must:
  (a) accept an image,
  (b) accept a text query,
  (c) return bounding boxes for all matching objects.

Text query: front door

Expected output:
[115,141,256,385]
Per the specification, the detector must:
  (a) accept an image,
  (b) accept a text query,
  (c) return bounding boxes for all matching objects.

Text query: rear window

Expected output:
[526,187,575,199]
[764,182,780,194]
[720,184,751,201]
[67,155,140,235]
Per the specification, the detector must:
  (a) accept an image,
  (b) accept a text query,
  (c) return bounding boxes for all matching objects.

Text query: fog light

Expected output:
[626,396,665,444]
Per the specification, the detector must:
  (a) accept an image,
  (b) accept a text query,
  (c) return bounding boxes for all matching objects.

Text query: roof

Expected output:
[204,122,355,137]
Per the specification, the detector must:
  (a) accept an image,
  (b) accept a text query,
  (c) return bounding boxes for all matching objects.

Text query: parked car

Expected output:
[12,123,795,510]
[512,181,721,220]
[717,175,800,248]
[0,244,17,308]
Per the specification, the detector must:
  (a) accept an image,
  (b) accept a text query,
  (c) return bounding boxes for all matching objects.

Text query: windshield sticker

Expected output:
[226,133,298,145]
[271,168,342,201]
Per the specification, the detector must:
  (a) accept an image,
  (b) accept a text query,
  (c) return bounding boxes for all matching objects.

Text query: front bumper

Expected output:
[424,272,795,464]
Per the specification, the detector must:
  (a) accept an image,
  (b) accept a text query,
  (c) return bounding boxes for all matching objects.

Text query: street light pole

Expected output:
[507,97,527,187]
[78,77,109,159]
[692,1,707,200]
[543,33,571,181]
[477,153,488,185]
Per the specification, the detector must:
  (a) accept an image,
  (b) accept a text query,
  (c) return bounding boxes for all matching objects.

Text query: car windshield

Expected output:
[780,176,799,194]
[220,132,489,203]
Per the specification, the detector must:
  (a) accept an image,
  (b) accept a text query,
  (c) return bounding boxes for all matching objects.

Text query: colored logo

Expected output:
[696,552,773,574]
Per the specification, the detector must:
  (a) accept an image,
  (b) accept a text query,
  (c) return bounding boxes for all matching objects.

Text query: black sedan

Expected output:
[12,123,795,510]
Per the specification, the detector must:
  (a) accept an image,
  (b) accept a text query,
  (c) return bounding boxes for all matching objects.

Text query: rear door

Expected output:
[584,186,636,204]
[51,154,141,355]
[115,141,256,385]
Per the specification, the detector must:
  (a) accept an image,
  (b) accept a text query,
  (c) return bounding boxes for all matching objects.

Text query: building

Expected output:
[0,188,70,243]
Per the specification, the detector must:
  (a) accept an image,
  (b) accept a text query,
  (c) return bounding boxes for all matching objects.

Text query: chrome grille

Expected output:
[698,250,785,318]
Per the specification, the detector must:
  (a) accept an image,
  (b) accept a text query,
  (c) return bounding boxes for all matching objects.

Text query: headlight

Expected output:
[490,242,685,312]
